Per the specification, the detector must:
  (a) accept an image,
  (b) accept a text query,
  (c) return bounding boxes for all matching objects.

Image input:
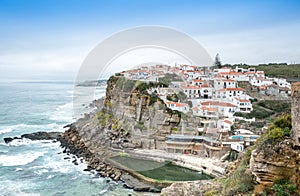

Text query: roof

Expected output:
[192,79,204,83]
[201,101,236,107]
[166,101,188,107]
[181,85,201,89]
[217,87,244,92]
[234,97,250,102]
[224,120,233,125]
[201,106,218,112]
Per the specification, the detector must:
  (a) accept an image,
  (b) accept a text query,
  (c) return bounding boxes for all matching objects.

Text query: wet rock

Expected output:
[3,137,14,144]
[21,131,62,140]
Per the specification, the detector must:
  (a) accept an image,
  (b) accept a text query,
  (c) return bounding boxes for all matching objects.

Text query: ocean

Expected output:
[0,81,136,196]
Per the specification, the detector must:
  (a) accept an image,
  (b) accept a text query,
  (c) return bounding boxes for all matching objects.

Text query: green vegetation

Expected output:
[96,109,112,127]
[134,121,146,130]
[270,179,297,196]
[234,105,274,119]
[177,91,187,102]
[234,100,291,120]
[257,100,291,113]
[158,73,183,85]
[135,81,167,93]
[223,63,300,79]
[166,93,179,102]
[256,114,292,146]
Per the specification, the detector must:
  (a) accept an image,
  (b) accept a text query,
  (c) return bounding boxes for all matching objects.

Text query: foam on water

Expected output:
[0,180,40,196]
[0,127,12,134]
[49,102,74,122]
[0,151,44,166]
[7,138,53,147]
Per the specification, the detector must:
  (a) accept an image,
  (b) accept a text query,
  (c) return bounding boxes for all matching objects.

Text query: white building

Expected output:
[165,101,189,113]
[214,78,236,90]
[232,97,253,113]
[215,87,245,100]
[250,76,273,86]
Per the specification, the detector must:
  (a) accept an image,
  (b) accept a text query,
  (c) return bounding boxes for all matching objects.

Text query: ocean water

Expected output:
[0,81,136,196]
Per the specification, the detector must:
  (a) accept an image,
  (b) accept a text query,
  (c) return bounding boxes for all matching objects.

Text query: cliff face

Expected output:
[73,76,181,154]
[292,82,300,146]
[249,82,300,193]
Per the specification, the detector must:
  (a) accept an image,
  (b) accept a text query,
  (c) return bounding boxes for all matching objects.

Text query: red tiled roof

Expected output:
[224,120,233,124]
[201,101,236,107]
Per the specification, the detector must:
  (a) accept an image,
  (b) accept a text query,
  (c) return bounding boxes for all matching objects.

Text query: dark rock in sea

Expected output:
[21,131,62,140]
[63,124,71,128]
[4,137,14,144]
[83,168,91,172]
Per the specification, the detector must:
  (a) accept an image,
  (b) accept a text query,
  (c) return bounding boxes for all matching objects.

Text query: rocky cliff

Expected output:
[292,82,300,146]
[73,76,181,153]
[58,76,184,191]
[249,82,300,194]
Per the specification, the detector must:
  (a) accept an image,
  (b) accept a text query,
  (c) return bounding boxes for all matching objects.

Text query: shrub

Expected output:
[271,179,297,196]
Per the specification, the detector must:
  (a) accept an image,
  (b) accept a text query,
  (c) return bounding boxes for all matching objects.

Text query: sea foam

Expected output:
[0,128,12,135]
[0,151,44,166]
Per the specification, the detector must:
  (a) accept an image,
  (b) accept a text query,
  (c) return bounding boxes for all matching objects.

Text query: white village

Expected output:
[117,63,291,157]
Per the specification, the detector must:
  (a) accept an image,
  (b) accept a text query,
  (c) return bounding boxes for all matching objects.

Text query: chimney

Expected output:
[291,82,300,146]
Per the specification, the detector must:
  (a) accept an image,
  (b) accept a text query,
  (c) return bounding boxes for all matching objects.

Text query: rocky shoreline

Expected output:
[59,124,161,192]
[4,127,161,192]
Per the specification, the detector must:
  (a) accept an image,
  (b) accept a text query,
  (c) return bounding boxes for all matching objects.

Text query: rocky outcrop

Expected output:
[250,139,300,192]
[161,180,221,196]
[292,82,300,146]
[74,76,182,154]
[4,131,62,144]
[249,82,300,193]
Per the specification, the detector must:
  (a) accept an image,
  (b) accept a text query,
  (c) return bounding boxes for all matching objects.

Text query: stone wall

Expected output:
[291,82,300,146]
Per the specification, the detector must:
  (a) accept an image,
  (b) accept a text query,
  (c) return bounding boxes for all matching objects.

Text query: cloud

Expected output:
[197,22,300,64]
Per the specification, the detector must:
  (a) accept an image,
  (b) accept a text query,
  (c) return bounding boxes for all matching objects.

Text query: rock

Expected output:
[63,124,71,128]
[21,131,62,140]
[161,180,221,196]
[3,137,14,144]
[120,174,159,192]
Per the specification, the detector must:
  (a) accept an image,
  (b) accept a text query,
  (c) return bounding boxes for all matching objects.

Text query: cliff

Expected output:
[74,76,181,153]
[292,82,300,146]
[59,76,183,191]
[249,82,300,194]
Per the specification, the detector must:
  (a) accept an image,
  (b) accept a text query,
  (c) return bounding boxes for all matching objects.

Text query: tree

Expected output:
[214,53,222,68]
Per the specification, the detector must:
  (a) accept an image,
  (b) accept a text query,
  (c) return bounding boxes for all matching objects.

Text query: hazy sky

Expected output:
[0,0,300,81]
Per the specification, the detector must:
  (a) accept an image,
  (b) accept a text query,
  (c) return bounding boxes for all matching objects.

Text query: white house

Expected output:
[200,101,237,118]
[250,76,273,86]
[215,87,245,100]
[214,78,236,90]
[181,85,201,99]
[273,78,291,88]
[232,97,253,113]
[191,79,205,86]
[199,84,213,99]
[165,101,189,113]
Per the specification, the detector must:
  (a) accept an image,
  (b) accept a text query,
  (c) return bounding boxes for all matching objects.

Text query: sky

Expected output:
[0,0,300,81]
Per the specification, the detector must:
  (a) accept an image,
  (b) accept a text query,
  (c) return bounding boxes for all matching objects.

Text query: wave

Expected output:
[7,138,57,147]
[50,102,74,123]
[0,127,12,134]
[0,180,40,196]
[0,151,44,166]
[0,123,67,140]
